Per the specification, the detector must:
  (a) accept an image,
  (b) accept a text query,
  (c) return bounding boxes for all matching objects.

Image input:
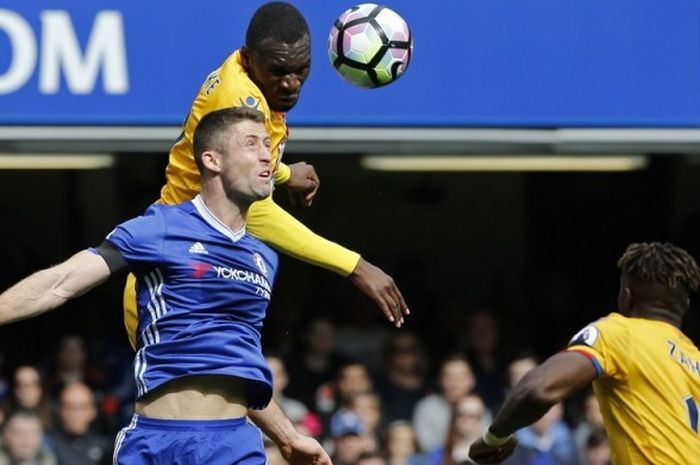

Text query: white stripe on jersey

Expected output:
[134,346,146,397]
[135,269,167,396]
[144,271,163,319]
[112,414,138,465]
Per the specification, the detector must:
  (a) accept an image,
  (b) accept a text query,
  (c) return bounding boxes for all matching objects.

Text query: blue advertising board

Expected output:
[1,0,700,127]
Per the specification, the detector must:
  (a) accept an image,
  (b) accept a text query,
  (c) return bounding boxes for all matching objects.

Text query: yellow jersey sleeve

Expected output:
[248,196,360,276]
[566,313,629,381]
[276,162,292,185]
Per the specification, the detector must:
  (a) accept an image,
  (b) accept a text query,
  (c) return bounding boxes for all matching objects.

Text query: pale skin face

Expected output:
[59,383,97,436]
[508,357,537,388]
[441,360,475,403]
[338,365,372,400]
[454,396,487,441]
[202,120,272,205]
[3,415,44,461]
[14,366,42,409]
[385,423,417,459]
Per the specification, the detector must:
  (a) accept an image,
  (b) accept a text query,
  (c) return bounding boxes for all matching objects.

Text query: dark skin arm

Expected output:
[349,258,409,327]
[283,163,409,325]
[285,162,320,207]
[469,351,598,464]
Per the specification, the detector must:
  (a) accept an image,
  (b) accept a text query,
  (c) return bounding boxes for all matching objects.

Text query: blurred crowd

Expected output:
[0,305,611,465]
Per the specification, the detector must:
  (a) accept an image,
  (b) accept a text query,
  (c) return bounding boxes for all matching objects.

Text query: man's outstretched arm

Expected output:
[469,351,597,464]
[0,250,111,325]
[247,195,408,326]
[248,400,332,465]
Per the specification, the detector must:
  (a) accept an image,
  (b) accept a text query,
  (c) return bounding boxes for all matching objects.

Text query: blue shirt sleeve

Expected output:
[104,206,166,272]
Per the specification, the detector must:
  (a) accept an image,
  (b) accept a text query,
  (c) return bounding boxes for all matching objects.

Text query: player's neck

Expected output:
[629,306,682,328]
[199,188,248,234]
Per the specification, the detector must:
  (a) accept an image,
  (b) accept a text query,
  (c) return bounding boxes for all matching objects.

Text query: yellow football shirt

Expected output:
[567,312,700,465]
[123,51,360,348]
[161,50,359,274]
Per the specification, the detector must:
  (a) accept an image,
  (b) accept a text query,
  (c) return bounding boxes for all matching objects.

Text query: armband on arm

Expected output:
[93,240,129,273]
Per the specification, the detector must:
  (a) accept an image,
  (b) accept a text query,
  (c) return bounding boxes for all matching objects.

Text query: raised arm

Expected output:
[0,250,111,325]
[281,162,320,207]
[248,399,332,465]
[247,195,408,326]
[469,351,597,464]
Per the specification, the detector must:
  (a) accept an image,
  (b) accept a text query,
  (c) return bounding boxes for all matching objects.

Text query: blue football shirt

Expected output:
[99,195,277,409]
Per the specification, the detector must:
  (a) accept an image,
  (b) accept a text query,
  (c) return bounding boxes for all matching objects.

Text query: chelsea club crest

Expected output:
[253,252,268,277]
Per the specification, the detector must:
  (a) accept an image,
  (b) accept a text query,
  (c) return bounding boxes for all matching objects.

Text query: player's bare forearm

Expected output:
[248,400,299,453]
[248,400,331,465]
[0,250,110,325]
[488,352,597,437]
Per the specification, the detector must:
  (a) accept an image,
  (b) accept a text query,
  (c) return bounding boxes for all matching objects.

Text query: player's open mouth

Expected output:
[259,171,271,179]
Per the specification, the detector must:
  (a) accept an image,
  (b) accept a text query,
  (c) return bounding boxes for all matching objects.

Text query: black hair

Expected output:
[246,2,310,51]
[193,107,265,174]
[618,242,700,292]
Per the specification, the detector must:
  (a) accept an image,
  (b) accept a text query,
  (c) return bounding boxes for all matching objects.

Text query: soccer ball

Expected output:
[328,3,413,88]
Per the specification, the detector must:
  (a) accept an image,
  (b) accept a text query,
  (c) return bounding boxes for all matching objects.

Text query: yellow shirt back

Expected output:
[161,50,289,204]
[568,312,700,465]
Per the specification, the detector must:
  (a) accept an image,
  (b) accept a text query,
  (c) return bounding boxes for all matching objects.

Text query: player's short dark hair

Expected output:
[193,107,265,174]
[617,242,700,292]
[246,2,309,51]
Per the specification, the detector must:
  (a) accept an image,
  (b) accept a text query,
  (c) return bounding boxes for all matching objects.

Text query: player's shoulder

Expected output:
[146,201,196,220]
[209,50,270,115]
[569,312,628,348]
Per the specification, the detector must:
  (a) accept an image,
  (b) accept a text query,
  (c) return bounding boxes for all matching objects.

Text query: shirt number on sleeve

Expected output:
[685,395,699,433]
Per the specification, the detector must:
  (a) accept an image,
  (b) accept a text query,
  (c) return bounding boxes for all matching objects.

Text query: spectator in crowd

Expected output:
[464,310,507,412]
[267,354,308,424]
[572,392,605,465]
[331,410,373,465]
[286,318,345,412]
[46,336,103,399]
[506,352,538,389]
[503,403,580,465]
[0,409,56,465]
[376,332,429,422]
[412,354,476,451]
[422,394,488,465]
[584,428,610,465]
[47,382,111,465]
[335,298,391,372]
[383,421,419,465]
[317,361,374,419]
[9,365,52,430]
[347,392,383,453]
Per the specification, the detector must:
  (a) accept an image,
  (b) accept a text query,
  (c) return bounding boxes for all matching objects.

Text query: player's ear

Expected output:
[618,286,633,314]
[201,150,222,174]
[240,47,250,71]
